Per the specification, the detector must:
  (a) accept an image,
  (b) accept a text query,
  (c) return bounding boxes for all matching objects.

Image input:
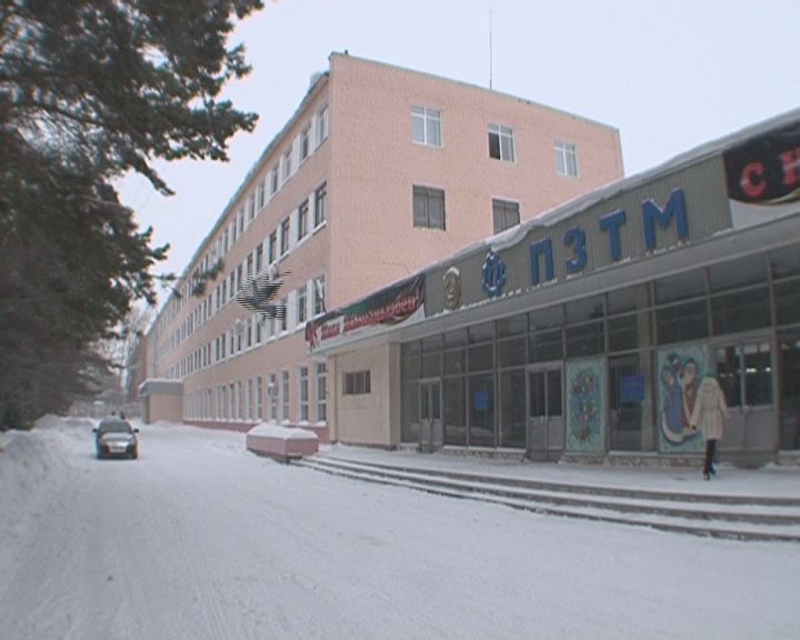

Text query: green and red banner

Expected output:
[305,274,425,351]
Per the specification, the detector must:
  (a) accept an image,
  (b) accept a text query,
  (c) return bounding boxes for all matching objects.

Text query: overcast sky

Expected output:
[119,0,799,296]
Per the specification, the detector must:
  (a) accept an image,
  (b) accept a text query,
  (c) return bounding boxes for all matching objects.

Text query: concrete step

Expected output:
[296,456,800,543]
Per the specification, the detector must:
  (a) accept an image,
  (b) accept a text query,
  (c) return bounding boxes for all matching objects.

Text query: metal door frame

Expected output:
[418,377,443,453]
[526,362,564,461]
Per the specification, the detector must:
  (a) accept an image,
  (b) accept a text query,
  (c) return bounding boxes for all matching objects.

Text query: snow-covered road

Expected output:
[1,417,799,639]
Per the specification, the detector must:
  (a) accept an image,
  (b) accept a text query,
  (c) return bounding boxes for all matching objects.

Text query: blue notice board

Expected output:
[474,390,489,411]
[620,374,645,403]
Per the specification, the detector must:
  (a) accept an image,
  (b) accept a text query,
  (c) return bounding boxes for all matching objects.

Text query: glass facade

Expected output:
[400,243,800,457]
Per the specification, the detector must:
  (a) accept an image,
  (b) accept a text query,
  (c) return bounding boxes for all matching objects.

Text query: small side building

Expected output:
[139,379,183,424]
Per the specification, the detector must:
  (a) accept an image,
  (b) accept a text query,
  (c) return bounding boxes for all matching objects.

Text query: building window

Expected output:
[282,149,292,181]
[299,366,309,422]
[555,141,579,177]
[237,208,245,234]
[280,218,290,255]
[316,104,328,146]
[492,199,520,234]
[256,375,263,419]
[255,244,263,273]
[257,179,265,209]
[488,124,515,162]
[247,193,256,223]
[411,106,441,147]
[281,370,290,421]
[268,373,277,420]
[314,182,327,227]
[297,284,307,324]
[297,200,308,241]
[246,378,254,420]
[413,186,445,230]
[268,231,277,264]
[246,253,253,279]
[316,363,327,422]
[344,370,371,395]
[300,124,310,162]
[279,297,288,332]
[313,275,326,316]
[270,164,279,195]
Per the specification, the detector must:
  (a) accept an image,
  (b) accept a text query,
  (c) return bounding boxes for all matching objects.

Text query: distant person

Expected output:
[119,410,126,419]
[690,372,728,480]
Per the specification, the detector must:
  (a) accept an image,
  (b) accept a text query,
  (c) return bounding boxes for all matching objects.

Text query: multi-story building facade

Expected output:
[141,53,623,434]
[312,109,800,466]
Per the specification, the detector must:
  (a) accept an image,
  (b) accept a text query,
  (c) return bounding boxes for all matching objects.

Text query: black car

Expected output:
[93,417,139,460]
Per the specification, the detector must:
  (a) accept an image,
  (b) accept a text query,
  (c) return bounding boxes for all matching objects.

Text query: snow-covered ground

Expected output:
[1,416,799,640]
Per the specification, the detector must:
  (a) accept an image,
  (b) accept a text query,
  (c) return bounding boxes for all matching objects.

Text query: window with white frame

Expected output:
[279,297,288,333]
[270,164,279,195]
[488,123,516,162]
[313,275,326,316]
[238,208,245,234]
[237,380,243,419]
[411,106,441,147]
[268,373,277,420]
[492,199,520,234]
[256,375,264,420]
[343,370,371,395]
[228,382,235,420]
[281,370,290,421]
[297,200,308,241]
[300,124,310,162]
[299,366,309,422]
[555,140,579,177]
[247,194,255,223]
[268,231,277,264]
[282,149,292,180]
[316,363,327,422]
[314,182,327,227]
[255,314,262,344]
[316,104,328,146]
[297,284,307,325]
[280,218,290,255]
[255,244,263,273]
[257,178,265,209]
[413,185,445,230]
[246,253,253,280]
[246,378,253,420]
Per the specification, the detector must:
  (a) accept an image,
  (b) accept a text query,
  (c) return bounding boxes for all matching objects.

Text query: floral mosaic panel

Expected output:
[565,358,606,453]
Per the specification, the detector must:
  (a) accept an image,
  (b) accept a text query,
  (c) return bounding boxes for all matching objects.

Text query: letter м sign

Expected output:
[642,188,689,251]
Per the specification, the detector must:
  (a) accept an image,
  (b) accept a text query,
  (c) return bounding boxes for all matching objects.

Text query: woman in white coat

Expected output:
[690,373,728,480]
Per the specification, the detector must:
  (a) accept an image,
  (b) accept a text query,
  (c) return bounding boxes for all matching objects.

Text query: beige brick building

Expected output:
[141,53,623,435]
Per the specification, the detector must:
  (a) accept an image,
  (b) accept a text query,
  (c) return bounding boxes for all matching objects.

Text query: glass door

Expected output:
[714,338,775,465]
[419,379,442,453]
[527,365,564,461]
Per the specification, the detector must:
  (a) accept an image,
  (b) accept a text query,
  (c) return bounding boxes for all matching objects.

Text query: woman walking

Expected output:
[690,372,728,480]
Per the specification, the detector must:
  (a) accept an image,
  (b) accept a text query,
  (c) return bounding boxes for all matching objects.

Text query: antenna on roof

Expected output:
[489,9,495,90]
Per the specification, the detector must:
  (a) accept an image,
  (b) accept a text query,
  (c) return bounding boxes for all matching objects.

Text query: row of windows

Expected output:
[163,182,328,363]
[413,186,521,234]
[411,105,579,177]
[182,364,328,424]
[158,102,329,342]
[402,245,800,378]
[173,276,327,380]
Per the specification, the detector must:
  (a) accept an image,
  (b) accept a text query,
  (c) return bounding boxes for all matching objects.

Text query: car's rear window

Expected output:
[98,420,133,433]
